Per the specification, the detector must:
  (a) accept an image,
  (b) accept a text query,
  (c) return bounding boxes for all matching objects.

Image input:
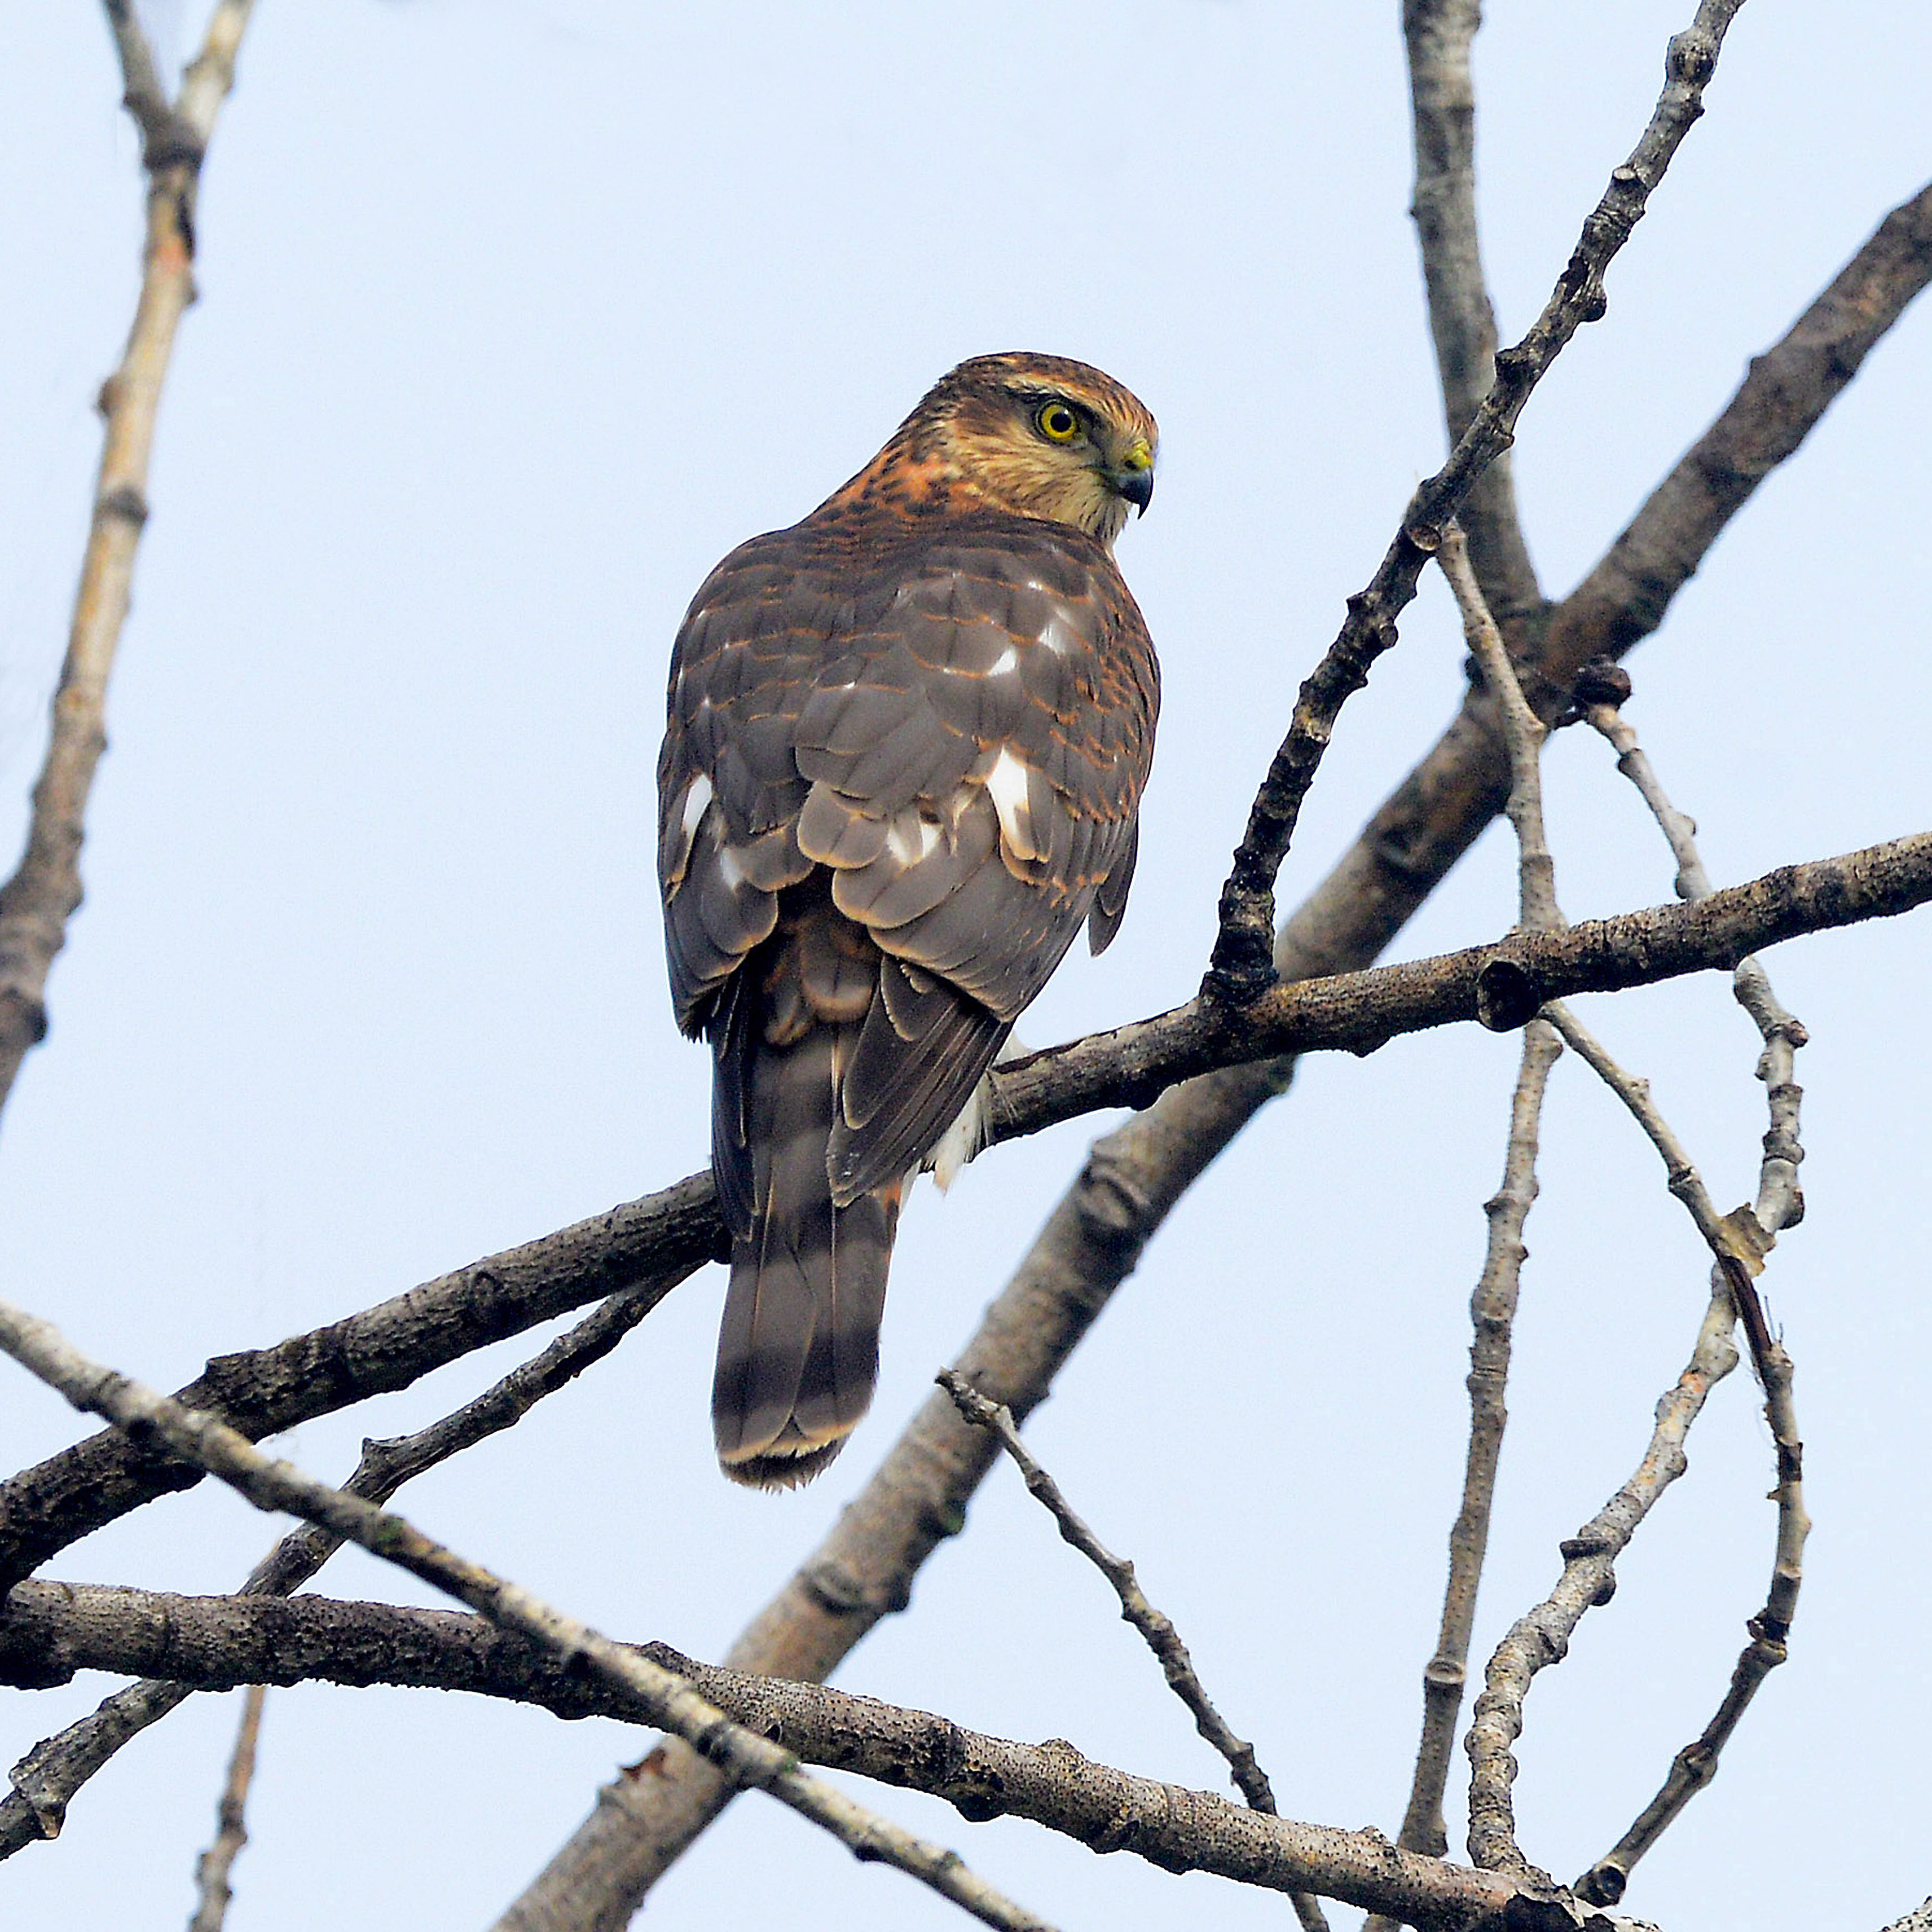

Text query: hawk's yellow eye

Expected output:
[1036,401,1080,443]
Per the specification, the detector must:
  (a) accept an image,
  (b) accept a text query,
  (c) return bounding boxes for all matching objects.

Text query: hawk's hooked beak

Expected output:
[1106,439,1156,516]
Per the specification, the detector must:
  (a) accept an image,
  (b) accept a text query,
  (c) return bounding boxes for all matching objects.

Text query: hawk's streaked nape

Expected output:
[658,353,1160,1487]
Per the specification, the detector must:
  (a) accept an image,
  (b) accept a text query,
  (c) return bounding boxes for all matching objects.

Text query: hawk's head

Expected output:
[857,352,1159,549]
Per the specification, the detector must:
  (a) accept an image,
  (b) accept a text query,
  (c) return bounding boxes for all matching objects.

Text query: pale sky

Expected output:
[2,3,1929,1929]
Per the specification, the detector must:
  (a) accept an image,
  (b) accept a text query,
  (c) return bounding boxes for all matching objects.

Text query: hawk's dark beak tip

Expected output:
[1116,468,1154,515]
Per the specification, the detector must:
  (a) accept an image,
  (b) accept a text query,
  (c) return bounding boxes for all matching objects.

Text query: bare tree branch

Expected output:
[6,161,1917,1644]
[1569,703,1811,1907]
[1464,1288,1741,1876]
[3,818,1923,1614]
[1543,1005,1776,1374]
[1378,1019,1560,1904]
[1207,0,1745,997]
[3,162,1914,1922]
[0,1301,1058,1932]
[935,1372,1283,1822]
[0,1198,714,1595]
[0,1582,1619,1930]
[187,1685,265,1932]
[0,1278,668,1858]
[99,0,176,152]
[1466,965,1809,1892]
[995,830,1932,1130]
[0,0,256,1118]
[3,829,1924,1601]
[1403,0,1545,630]
[1440,527,1561,935]
[1416,534,1804,1893]
[1549,178,1932,671]
[1370,526,1568,1932]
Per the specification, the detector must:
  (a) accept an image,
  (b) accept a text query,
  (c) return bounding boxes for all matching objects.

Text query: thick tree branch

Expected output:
[0,1582,1618,1931]
[997,830,1930,1134]
[0,0,255,1117]
[0,1278,667,1858]
[0,1304,1057,1932]
[1404,0,1545,630]
[1550,179,1932,670]
[0,1192,715,1594]
[5,832,1924,1600]
[1207,0,1744,997]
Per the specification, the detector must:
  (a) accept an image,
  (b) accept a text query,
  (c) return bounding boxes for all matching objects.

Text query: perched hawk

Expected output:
[658,353,1160,1487]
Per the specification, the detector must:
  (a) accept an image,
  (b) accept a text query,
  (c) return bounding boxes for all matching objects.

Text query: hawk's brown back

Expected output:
[659,367,1159,1486]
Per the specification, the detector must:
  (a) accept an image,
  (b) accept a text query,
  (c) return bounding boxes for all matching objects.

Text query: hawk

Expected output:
[658,352,1160,1487]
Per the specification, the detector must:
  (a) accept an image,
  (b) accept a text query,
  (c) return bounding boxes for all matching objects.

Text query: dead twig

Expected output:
[934,1372,1283,1818]
[1569,701,1810,1907]
[0,0,255,1117]
[1370,527,1568,1921]
[187,1685,266,1932]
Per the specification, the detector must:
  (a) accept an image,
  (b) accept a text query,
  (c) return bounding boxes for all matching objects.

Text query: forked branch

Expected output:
[1208,0,1746,996]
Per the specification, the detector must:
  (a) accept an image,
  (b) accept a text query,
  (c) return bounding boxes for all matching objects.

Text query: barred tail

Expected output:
[711,1020,899,1488]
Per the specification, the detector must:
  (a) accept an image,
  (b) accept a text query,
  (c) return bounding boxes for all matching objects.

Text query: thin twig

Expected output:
[1380,1020,1562,1894]
[1446,653,1808,1882]
[0,0,254,1117]
[1543,1002,1777,1377]
[187,1685,266,1932]
[0,1300,1055,1932]
[937,1370,1276,1814]
[934,1374,1337,1930]
[100,0,176,151]
[1568,703,1811,1906]
[0,1278,673,1858]
[1464,1288,1741,1873]
[934,1372,1286,1810]
[1366,526,1568,1932]
[1207,0,1746,997]
[1439,525,1561,934]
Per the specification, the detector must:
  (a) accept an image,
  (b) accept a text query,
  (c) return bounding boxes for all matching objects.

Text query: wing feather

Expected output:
[660,507,1157,1130]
